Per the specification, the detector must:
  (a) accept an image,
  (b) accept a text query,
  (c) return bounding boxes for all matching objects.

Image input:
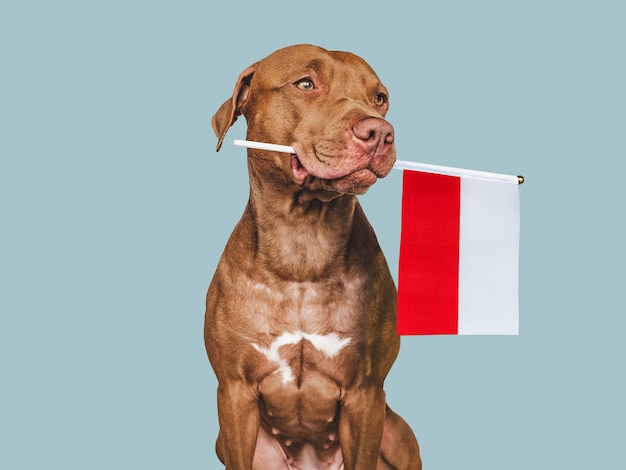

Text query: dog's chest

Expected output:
[251,330,353,385]
[244,277,365,386]
[244,275,364,335]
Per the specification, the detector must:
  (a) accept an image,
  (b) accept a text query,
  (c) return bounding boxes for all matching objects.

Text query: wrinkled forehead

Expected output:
[254,45,385,91]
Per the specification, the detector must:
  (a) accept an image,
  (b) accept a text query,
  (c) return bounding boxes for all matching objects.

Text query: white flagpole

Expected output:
[233,139,524,185]
[233,139,295,154]
[392,159,523,185]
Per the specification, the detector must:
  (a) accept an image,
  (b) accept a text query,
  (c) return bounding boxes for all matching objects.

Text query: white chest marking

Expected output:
[252,331,352,384]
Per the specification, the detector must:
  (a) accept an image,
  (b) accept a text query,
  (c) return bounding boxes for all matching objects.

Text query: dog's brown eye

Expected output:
[374,93,388,106]
[295,78,315,91]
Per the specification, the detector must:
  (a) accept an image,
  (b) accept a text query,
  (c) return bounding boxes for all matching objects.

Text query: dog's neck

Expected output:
[246,162,360,282]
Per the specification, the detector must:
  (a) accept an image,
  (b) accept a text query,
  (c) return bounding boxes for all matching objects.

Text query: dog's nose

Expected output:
[352,117,395,154]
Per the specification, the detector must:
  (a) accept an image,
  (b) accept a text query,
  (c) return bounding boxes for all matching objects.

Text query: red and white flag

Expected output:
[397,168,521,335]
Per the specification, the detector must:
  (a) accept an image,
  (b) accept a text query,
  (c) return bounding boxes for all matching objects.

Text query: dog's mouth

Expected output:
[290,151,382,195]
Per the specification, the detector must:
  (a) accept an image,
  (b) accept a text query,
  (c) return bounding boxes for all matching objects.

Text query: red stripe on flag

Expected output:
[397,171,461,335]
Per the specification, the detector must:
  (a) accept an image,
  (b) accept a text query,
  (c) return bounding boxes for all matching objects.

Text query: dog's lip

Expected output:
[291,153,311,183]
[290,146,382,185]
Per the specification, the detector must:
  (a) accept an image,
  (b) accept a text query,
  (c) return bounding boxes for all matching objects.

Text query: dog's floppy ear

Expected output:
[212,63,258,152]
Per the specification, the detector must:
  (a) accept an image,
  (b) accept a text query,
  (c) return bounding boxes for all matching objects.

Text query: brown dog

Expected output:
[206,44,421,470]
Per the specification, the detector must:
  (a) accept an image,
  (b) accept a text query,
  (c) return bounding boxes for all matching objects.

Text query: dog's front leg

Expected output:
[216,380,259,469]
[339,386,387,470]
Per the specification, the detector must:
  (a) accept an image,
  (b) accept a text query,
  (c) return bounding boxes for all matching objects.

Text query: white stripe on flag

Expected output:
[458,178,520,334]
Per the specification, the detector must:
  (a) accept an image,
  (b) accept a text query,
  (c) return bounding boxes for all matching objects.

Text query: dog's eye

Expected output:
[295,78,315,91]
[374,93,388,106]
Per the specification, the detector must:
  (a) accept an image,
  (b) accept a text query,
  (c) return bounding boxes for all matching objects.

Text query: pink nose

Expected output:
[352,117,395,155]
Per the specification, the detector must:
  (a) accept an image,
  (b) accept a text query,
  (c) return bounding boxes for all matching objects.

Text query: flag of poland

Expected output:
[397,170,520,335]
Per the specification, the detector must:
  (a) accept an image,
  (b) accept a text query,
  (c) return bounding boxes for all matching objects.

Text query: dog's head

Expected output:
[213,44,396,196]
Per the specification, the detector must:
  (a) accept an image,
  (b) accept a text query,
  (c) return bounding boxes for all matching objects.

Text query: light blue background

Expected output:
[1,1,624,468]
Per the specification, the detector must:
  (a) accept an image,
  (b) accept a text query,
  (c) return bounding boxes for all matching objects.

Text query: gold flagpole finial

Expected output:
[517,175,525,185]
